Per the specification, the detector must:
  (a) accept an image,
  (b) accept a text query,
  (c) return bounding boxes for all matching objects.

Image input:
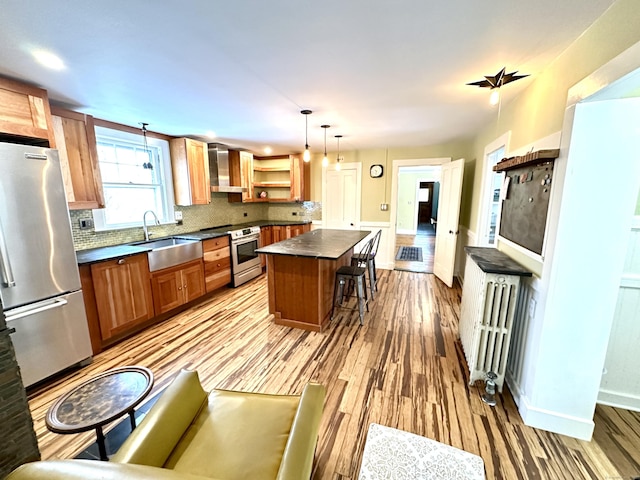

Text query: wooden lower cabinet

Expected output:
[202,236,231,292]
[151,259,205,315]
[89,253,154,342]
[260,224,310,268]
[259,226,273,268]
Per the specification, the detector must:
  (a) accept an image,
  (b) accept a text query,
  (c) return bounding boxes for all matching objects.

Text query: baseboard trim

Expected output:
[598,389,640,412]
[515,393,595,441]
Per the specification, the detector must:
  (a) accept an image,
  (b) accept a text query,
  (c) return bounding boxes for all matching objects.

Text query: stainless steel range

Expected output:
[229,226,262,287]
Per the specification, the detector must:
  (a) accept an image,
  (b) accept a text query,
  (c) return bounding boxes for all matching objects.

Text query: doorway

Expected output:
[322,163,361,230]
[389,159,449,276]
[394,169,440,273]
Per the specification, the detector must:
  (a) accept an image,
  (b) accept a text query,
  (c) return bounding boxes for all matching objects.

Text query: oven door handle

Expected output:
[232,234,260,244]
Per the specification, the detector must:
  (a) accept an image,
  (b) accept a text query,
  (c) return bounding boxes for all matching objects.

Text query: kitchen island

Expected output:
[256,229,370,332]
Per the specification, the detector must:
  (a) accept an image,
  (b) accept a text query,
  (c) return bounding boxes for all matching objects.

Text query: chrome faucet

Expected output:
[142,210,160,241]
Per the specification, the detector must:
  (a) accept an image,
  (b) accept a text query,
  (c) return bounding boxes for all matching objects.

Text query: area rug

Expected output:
[396,246,423,262]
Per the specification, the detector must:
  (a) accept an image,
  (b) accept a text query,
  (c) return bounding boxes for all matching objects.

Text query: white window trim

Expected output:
[477,131,511,246]
[92,126,176,232]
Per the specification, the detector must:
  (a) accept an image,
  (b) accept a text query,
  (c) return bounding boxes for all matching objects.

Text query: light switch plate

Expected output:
[174,211,183,221]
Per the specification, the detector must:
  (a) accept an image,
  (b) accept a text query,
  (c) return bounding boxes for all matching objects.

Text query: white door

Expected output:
[324,167,358,229]
[433,158,464,287]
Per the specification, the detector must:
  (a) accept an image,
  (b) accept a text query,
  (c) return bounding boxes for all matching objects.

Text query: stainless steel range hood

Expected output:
[208,144,247,193]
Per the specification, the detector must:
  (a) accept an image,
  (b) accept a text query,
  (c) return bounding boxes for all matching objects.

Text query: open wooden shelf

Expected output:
[253,166,290,172]
[253,181,291,188]
[493,149,559,172]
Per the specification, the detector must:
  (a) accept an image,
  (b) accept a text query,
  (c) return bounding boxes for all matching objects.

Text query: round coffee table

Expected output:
[46,366,153,461]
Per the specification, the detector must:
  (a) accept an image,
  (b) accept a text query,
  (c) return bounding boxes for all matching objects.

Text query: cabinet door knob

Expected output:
[117,258,126,265]
[178,286,182,290]
[217,263,221,267]
[183,284,187,288]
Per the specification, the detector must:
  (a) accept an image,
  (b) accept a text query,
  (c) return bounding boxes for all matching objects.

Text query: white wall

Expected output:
[517,96,640,440]
[599,216,640,410]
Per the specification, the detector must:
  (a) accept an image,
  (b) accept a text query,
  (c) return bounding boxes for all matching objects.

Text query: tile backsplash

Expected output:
[70,195,322,251]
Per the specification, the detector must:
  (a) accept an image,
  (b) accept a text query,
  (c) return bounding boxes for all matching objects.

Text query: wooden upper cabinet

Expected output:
[170,137,210,206]
[51,107,105,210]
[0,76,55,146]
[227,149,254,203]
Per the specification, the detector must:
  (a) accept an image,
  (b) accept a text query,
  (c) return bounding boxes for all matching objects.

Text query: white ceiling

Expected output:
[0,0,617,155]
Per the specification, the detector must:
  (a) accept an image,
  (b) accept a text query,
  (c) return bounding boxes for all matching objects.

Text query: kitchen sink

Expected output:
[135,237,203,272]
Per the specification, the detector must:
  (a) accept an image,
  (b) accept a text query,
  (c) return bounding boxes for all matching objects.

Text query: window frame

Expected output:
[477,132,510,247]
[92,126,175,232]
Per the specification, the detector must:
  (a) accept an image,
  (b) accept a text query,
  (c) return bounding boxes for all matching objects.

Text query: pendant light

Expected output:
[335,134,342,171]
[139,122,153,170]
[301,109,312,162]
[321,125,330,167]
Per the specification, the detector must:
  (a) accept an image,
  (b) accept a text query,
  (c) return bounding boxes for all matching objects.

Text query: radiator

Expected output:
[459,256,522,393]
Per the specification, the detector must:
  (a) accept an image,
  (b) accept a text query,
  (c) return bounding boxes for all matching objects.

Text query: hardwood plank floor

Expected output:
[25,270,637,479]
[394,230,435,273]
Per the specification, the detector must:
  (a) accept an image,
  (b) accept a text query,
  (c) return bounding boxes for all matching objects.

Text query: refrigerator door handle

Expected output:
[5,298,69,321]
[0,219,16,287]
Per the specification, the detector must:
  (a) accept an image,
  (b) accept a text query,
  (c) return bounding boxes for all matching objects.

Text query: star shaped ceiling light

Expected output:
[467,67,529,105]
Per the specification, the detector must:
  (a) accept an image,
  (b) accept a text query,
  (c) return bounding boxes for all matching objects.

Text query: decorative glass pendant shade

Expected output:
[335,135,342,171]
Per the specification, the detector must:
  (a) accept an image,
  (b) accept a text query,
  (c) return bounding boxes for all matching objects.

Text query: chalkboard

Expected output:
[498,162,554,255]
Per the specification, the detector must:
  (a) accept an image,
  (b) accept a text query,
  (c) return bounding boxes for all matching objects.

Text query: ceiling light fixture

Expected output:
[467,67,529,105]
[321,125,330,167]
[301,109,312,162]
[32,49,65,70]
[335,135,342,171]
[264,146,272,155]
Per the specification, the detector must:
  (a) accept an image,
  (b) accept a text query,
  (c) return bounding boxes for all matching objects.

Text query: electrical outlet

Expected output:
[174,211,183,221]
[380,203,389,211]
[79,218,94,229]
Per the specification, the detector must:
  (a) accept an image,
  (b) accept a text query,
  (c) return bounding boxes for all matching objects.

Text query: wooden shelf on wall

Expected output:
[493,149,560,172]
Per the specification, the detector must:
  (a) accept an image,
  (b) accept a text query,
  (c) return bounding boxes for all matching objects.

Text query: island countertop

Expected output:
[256,229,370,260]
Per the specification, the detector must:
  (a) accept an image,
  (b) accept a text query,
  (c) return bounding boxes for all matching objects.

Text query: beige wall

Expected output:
[310,141,473,224]
[468,0,640,275]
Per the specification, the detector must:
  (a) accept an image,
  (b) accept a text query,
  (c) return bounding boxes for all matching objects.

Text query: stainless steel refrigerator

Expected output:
[0,142,92,387]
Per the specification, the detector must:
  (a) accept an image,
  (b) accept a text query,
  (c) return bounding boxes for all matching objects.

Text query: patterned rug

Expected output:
[396,246,423,262]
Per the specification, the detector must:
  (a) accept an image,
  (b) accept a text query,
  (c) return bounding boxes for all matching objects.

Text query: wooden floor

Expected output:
[395,227,435,273]
[26,270,639,479]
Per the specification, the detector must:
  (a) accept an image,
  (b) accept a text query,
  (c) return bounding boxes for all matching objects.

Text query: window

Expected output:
[485,147,505,245]
[478,132,510,246]
[92,126,175,231]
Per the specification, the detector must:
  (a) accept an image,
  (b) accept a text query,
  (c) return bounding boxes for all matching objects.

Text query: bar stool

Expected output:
[331,235,375,325]
[351,229,381,300]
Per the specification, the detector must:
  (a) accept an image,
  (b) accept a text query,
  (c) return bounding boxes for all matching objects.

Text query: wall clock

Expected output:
[370,164,384,178]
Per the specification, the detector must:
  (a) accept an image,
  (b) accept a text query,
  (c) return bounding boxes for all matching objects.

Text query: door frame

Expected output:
[389,157,450,268]
[321,162,362,229]
[476,132,510,246]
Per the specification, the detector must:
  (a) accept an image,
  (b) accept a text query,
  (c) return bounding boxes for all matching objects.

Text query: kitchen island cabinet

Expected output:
[150,259,205,315]
[84,253,154,345]
[256,229,369,332]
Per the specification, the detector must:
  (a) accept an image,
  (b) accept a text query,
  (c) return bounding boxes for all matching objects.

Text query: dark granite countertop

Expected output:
[76,220,312,264]
[256,229,370,260]
[464,247,532,277]
[76,244,152,265]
